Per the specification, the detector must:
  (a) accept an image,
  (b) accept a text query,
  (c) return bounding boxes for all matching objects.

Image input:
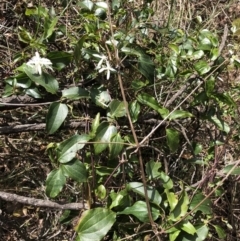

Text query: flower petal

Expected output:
[99,67,107,73]
[106,70,110,80]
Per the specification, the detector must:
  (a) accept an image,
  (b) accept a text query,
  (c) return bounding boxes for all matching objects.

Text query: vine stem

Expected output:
[105,1,160,239]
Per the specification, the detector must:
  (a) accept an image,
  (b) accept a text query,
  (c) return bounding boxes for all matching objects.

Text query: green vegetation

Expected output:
[1,0,240,240]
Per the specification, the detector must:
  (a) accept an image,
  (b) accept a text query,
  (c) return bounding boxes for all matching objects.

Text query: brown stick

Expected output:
[0,121,87,134]
[0,191,89,210]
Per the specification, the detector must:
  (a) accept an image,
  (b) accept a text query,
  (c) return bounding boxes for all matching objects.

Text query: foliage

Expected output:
[2,0,240,240]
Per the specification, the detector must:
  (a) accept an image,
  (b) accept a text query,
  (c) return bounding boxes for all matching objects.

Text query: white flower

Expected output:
[26,51,53,75]
[98,60,116,80]
[93,54,108,69]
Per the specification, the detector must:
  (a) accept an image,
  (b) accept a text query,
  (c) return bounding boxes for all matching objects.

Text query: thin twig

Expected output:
[0,191,89,210]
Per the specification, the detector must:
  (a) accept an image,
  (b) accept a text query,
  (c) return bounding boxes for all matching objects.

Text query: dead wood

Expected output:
[0,191,89,210]
[0,121,87,134]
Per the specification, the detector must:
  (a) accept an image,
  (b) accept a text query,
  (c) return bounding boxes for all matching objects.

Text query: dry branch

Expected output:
[0,191,89,210]
[0,121,87,134]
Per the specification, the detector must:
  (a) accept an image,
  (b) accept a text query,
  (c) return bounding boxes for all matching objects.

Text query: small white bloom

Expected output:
[26,51,53,75]
[231,25,236,34]
[93,54,108,69]
[98,60,116,80]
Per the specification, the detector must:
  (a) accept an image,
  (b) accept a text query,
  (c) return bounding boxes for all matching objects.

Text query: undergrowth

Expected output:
[1,0,240,240]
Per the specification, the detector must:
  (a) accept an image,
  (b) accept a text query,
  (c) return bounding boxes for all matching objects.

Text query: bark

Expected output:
[0,121,87,134]
[0,191,89,210]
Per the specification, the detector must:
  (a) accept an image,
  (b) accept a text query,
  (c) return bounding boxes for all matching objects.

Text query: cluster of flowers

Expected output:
[27,51,116,80]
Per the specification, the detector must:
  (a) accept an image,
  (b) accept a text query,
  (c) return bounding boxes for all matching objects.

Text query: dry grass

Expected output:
[1,0,240,240]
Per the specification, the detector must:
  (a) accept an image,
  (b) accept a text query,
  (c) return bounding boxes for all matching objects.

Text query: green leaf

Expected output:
[196,225,209,241]
[170,190,189,221]
[205,77,215,96]
[169,110,193,120]
[166,128,180,153]
[94,122,117,154]
[145,160,161,179]
[74,35,87,64]
[137,93,169,118]
[175,232,198,241]
[138,54,155,82]
[211,92,236,107]
[112,0,121,10]
[47,51,72,70]
[169,44,180,54]
[25,7,38,16]
[190,193,212,214]
[169,225,208,241]
[131,80,148,90]
[25,88,42,98]
[78,0,94,11]
[5,73,32,88]
[96,166,115,177]
[25,6,48,17]
[46,169,66,198]
[61,158,87,182]
[222,164,240,175]
[75,208,116,241]
[91,87,112,109]
[46,103,68,134]
[159,172,173,189]
[211,48,219,61]
[120,48,155,81]
[58,134,90,163]
[91,113,100,137]
[207,116,230,133]
[191,50,204,60]
[129,100,140,123]
[95,2,108,9]
[194,60,211,75]
[180,221,196,235]
[18,26,33,43]
[95,8,106,18]
[165,55,178,78]
[109,133,124,159]
[44,16,59,39]
[213,225,226,239]
[2,84,14,97]
[232,18,240,37]
[199,29,219,47]
[127,182,162,205]
[119,201,160,222]
[95,185,107,200]
[110,189,131,210]
[169,230,181,241]
[197,38,212,51]
[108,100,126,118]
[62,87,89,100]
[23,65,59,94]
[192,143,202,155]
[165,189,178,211]
[59,209,78,225]
[121,46,141,56]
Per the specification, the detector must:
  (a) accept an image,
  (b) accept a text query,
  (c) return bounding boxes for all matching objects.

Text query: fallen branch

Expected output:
[0,121,87,134]
[0,191,89,210]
